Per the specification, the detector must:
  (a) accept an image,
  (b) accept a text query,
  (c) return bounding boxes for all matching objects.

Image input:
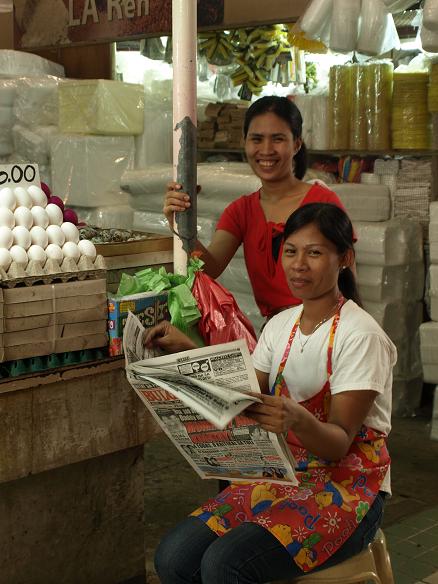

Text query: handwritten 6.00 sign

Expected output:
[0,164,41,190]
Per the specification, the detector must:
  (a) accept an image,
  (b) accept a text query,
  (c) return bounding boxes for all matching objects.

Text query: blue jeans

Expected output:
[155,492,386,584]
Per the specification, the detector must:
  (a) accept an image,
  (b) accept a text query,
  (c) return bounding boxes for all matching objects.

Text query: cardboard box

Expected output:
[3,334,109,361]
[0,320,107,348]
[0,304,108,333]
[107,291,169,356]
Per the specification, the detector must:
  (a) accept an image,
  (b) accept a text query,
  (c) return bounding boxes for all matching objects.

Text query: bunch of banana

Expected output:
[229,25,291,99]
[198,31,234,66]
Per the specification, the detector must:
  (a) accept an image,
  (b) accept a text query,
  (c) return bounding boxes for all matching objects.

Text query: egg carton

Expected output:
[0,254,106,288]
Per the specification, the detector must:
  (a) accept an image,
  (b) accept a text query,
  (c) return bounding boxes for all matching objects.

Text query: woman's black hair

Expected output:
[283,203,362,306]
[243,96,308,180]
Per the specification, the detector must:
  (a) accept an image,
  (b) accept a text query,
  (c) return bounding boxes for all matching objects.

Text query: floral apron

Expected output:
[191,301,390,572]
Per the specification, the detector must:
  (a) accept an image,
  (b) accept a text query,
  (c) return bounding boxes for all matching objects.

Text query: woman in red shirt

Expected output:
[164,96,348,318]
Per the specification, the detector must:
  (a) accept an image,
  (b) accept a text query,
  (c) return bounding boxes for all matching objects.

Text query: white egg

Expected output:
[61,222,80,244]
[0,207,15,228]
[0,248,12,270]
[31,206,49,229]
[0,187,16,211]
[27,244,47,263]
[46,224,65,247]
[12,226,31,250]
[27,185,47,208]
[30,225,49,249]
[14,206,33,230]
[62,241,80,263]
[14,187,32,209]
[78,239,97,260]
[9,244,28,266]
[46,203,63,226]
[0,226,13,249]
[45,243,63,262]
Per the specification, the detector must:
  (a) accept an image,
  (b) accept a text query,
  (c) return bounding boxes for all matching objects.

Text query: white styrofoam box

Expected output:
[357,262,425,302]
[0,80,16,106]
[392,376,423,418]
[51,135,135,208]
[0,50,65,78]
[59,79,145,135]
[14,76,60,127]
[431,386,438,442]
[392,332,422,379]
[354,218,423,266]
[331,184,391,222]
[12,124,57,166]
[363,300,423,342]
[0,105,13,128]
[420,321,438,383]
[135,97,172,168]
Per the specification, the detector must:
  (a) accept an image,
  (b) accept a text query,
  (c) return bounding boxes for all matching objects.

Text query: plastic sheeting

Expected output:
[354,218,423,266]
[332,183,391,222]
[356,262,424,302]
[135,95,173,168]
[0,49,65,78]
[51,135,135,207]
[392,376,423,417]
[363,300,422,343]
[12,124,57,166]
[59,79,144,136]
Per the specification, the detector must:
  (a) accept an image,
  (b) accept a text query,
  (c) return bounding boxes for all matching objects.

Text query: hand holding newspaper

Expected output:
[124,312,297,485]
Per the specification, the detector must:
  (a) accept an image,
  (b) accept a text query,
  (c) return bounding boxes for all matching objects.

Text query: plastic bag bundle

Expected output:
[350,64,367,150]
[13,76,60,127]
[365,62,393,151]
[420,322,438,384]
[356,262,425,302]
[423,0,438,32]
[300,0,333,40]
[329,65,351,149]
[428,64,438,113]
[330,0,360,53]
[0,50,65,78]
[311,95,329,150]
[135,96,173,168]
[421,23,438,53]
[293,95,313,148]
[392,72,430,150]
[357,0,400,56]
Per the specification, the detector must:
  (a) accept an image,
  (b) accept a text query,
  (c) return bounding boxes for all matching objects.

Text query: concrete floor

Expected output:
[144,396,438,583]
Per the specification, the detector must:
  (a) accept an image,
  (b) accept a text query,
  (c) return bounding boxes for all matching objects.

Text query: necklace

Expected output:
[297,299,341,353]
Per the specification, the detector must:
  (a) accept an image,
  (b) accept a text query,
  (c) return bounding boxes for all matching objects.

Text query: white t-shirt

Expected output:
[252,300,397,491]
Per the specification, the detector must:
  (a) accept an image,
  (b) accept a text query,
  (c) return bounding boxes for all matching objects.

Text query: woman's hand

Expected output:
[163,182,201,227]
[245,394,304,434]
[143,321,198,353]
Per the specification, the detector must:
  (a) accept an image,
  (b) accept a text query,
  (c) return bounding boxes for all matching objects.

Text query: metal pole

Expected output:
[172,0,197,276]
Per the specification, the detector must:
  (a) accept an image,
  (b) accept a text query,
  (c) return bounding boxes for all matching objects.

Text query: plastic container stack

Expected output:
[392,71,430,150]
[354,217,425,416]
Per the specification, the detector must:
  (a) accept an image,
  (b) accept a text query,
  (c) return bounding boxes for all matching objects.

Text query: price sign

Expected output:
[0,164,41,190]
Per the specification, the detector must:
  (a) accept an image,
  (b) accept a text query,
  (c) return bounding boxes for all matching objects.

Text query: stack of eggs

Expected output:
[0,184,100,277]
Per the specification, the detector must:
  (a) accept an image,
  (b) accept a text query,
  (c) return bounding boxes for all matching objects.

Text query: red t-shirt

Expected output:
[216,184,350,318]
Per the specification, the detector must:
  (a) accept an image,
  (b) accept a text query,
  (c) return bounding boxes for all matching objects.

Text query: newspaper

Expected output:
[124,312,298,485]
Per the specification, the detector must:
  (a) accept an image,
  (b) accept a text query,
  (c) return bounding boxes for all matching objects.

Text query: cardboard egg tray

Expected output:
[0,254,106,288]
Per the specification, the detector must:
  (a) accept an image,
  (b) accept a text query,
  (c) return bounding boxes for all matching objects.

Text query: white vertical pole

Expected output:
[172,0,197,276]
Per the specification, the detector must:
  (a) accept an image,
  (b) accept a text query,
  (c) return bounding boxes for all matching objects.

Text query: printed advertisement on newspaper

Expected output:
[123,312,297,485]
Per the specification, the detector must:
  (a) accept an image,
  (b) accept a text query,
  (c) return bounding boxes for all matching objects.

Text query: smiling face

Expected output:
[244,111,301,183]
[282,222,348,302]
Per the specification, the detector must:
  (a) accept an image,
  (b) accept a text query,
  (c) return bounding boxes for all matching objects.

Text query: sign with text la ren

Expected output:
[14,0,224,49]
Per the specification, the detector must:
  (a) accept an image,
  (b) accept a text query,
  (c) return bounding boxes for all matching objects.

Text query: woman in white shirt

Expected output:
[145,202,396,584]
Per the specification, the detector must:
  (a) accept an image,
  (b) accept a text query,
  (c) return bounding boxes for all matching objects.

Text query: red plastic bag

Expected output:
[192,270,258,353]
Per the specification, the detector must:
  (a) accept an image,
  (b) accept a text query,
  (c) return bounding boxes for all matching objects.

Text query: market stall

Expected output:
[2,0,438,581]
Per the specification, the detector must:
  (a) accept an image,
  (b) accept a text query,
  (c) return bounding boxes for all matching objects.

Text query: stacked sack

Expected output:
[121,162,265,332]
[12,76,61,187]
[354,216,424,416]
[52,79,144,227]
[420,202,438,439]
